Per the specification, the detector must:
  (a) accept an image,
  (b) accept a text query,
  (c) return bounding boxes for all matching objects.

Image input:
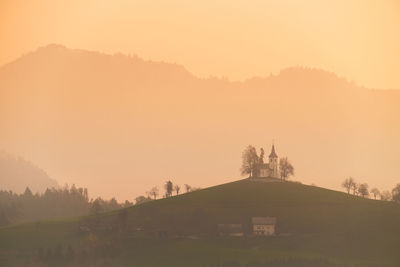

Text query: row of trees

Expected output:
[241,145,294,180]
[0,179,203,226]
[0,185,132,227]
[341,177,400,202]
[135,182,199,204]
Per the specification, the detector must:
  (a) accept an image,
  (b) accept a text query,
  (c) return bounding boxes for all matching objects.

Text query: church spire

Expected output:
[269,144,278,158]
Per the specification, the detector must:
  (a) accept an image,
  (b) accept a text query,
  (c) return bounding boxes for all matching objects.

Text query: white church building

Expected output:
[257,145,279,178]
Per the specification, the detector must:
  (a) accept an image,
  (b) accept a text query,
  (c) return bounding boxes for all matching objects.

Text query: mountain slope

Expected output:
[0,151,58,193]
[1,179,399,266]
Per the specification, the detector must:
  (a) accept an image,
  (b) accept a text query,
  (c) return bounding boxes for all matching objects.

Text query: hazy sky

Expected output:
[1,0,400,88]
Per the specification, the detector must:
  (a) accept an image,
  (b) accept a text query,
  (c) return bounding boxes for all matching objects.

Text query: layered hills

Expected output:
[0,44,399,199]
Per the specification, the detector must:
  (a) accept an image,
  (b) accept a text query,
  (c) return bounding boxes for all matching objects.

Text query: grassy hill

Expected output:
[1,179,400,266]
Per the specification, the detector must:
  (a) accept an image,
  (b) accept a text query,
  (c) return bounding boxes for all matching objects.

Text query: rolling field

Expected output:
[1,179,400,266]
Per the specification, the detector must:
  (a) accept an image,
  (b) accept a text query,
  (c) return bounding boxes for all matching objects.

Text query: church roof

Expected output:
[269,145,278,158]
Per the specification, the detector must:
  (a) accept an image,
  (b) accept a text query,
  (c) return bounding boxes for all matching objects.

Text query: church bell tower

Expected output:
[269,144,279,178]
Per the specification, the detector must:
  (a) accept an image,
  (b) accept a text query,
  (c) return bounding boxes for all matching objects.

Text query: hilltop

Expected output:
[1,179,400,266]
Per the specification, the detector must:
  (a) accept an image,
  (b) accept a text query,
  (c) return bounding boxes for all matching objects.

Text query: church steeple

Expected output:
[269,144,278,158]
[268,144,279,178]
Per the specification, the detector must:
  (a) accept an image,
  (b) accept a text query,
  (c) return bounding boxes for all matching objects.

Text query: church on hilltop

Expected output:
[256,145,279,178]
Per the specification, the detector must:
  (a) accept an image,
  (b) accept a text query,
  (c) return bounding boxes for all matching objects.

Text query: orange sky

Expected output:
[1,0,400,88]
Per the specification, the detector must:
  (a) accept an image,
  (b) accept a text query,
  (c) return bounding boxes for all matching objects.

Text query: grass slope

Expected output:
[1,179,400,266]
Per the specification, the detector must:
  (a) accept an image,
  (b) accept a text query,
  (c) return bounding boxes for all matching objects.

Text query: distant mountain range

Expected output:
[0,44,399,200]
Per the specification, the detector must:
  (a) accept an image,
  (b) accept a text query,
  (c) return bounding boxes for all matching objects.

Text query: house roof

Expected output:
[252,217,277,225]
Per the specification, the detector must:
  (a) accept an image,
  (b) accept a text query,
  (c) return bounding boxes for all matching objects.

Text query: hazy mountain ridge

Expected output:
[1,44,384,91]
[0,151,58,193]
[0,44,399,200]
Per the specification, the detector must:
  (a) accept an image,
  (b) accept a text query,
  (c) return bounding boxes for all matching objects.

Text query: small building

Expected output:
[252,217,276,236]
[217,224,244,237]
[255,145,279,178]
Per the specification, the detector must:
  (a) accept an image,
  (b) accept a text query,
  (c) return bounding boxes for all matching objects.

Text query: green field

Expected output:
[1,179,400,266]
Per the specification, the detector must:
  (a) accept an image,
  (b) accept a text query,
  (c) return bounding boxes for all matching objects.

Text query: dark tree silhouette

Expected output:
[174,184,180,195]
[370,188,380,199]
[380,190,392,201]
[351,182,358,195]
[184,184,192,193]
[164,181,173,197]
[358,183,369,198]
[279,157,294,180]
[392,184,400,203]
[241,145,259,177]
[90,199,102,215]
[147,187,159,200]
[0,185,127,227]
[341,177,355,194]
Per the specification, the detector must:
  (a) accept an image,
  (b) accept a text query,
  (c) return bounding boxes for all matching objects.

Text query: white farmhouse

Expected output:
[252,217,277,236]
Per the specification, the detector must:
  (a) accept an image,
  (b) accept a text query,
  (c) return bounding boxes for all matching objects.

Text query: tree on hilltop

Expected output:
[351,182,358,195]
[342,177,356,194]
[392,184,400,203]
[184,184,191,193]
[174,184,180,195]
[241,145,259,178]
[380,190,392,201]
[279,157,294,181]
[370,188,380,200]
[164,181,173,197]
[147,187,159,200]
[357,183,369,198]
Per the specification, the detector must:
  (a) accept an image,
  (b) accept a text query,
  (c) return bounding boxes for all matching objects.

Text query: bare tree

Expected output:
[184,184,192,193]
[380,190,392,201]
[392,183,400,203]
[357,183,369,198]
[370,188,380,200]
[174,184,180,195]
[147,187,159,200]
[240,145,259,178]
[164,180,173,197]
[279,157,294,181]
[341,177,355,194]
[351,182,358,195]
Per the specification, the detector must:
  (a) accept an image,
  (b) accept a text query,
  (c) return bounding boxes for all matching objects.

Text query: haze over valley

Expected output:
[1,44,399,200]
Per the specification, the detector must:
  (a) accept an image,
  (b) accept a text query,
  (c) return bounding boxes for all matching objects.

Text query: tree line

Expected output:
[135,181,199,204]
[0,185,133,227]
[341,177,400,202]
[0,179,201,227]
